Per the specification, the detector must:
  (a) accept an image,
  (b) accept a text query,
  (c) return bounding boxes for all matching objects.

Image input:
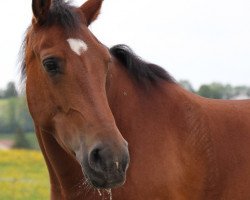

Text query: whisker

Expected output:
[97,189,102,197]
[106,189,112,200]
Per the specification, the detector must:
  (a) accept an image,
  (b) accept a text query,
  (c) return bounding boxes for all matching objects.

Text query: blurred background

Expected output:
[0,0,250,199]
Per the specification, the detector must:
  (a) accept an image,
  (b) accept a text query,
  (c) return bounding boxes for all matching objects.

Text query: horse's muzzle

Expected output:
[80,143,130,189]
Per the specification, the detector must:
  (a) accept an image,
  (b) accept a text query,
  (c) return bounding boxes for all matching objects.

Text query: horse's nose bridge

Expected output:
[90,123,128,147]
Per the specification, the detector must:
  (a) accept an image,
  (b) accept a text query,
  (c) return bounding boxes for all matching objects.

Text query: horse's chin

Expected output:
[80,164,126,189]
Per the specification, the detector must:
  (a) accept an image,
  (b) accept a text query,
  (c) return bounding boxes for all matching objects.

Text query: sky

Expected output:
[0,0,250,90]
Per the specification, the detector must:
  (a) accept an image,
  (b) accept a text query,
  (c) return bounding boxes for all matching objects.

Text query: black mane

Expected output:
[110,45,175,85]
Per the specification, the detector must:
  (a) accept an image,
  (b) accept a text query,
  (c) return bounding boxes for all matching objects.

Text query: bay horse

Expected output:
[21,0,250,199]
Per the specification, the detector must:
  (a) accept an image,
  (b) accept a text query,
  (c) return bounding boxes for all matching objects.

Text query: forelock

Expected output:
[44,0,80,32]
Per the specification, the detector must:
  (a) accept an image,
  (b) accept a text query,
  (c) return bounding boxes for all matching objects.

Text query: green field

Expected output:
[0,150,49,200]
[0,99,8,106]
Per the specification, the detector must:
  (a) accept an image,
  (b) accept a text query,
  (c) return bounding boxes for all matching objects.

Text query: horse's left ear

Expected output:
[80,0,104,26]
[32,0,51,24]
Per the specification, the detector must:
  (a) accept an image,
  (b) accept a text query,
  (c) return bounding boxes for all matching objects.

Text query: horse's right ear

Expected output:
[32,0,51,24]
[80,0,104,26]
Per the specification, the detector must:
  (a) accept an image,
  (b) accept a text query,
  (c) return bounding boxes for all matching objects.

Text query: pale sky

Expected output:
[1,0,250,90]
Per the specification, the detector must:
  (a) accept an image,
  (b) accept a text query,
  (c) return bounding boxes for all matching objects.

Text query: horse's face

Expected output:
[25,0,129,189]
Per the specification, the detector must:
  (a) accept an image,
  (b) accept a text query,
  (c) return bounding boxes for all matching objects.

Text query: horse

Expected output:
[21,0,250,199]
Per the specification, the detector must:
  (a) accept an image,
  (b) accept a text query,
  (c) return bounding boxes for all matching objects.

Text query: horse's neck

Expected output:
[106,58,202,140]
[106,60,218,196]
[36,126,87,199]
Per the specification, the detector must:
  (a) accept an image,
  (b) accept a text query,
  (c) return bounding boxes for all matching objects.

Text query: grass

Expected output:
[0,150,49,200]
[0,99,8,106]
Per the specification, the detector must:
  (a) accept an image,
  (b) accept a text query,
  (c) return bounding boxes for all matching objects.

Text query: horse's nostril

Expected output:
[89,147,104,172]
[91,148,101,163]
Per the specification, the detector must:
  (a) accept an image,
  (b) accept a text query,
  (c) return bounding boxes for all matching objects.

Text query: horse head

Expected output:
[24,0,129,189]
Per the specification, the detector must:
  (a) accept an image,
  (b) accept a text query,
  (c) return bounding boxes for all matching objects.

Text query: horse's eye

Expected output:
[42,58,60,75]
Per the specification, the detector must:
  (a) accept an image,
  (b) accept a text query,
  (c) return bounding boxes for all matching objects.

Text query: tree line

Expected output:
[180,80,250,99]
[0,82,18,99]
[0,82,33,134]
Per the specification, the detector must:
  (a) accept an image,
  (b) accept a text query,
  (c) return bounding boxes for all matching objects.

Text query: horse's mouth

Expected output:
[89,174,126,189]
[81,163,126,189]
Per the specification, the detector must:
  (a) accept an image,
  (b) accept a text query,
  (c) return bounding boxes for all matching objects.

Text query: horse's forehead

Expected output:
[32,26,89,55]
[67,38,88,56]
